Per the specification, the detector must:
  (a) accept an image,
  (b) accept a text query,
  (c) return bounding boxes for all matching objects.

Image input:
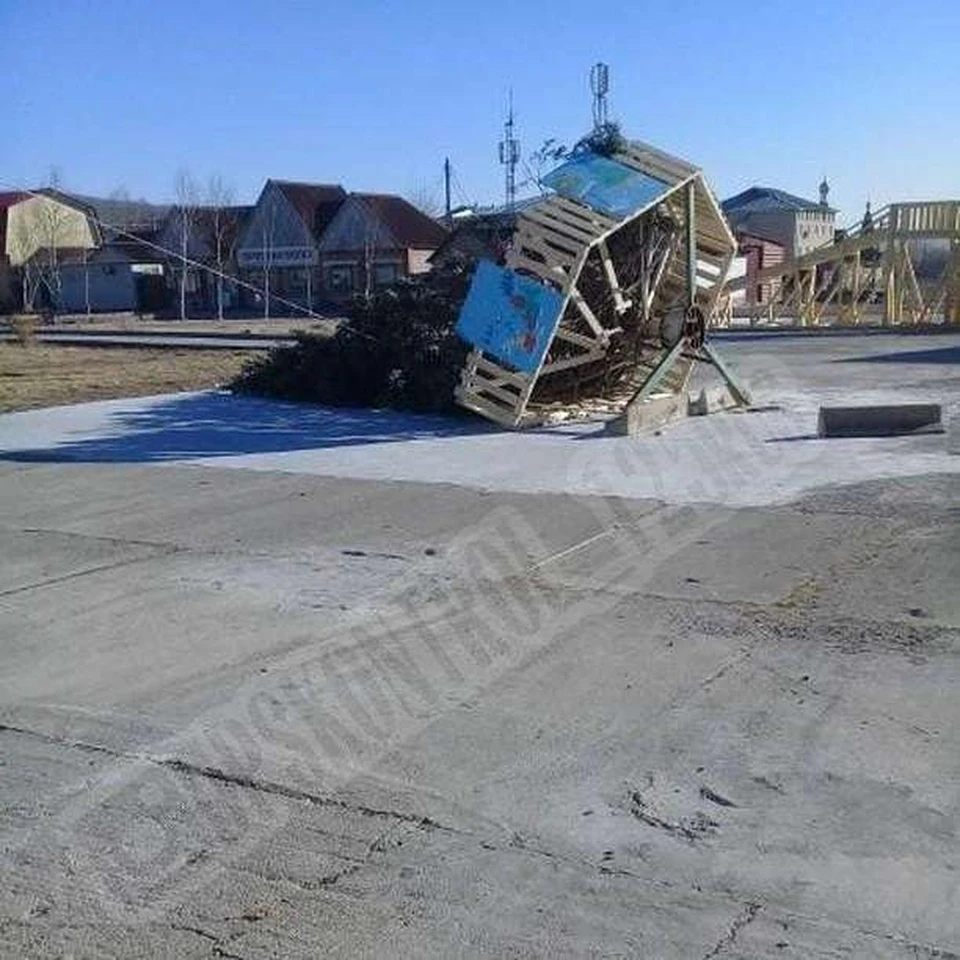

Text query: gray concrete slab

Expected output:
[0,333,957,508]
[0,331,958,957]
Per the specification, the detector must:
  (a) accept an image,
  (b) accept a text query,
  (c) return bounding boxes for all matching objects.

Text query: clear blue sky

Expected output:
[3,0,959,227]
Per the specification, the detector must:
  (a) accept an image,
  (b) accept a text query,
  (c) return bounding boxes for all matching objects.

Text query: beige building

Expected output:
[0,190,99,310]
[722,180,836,259]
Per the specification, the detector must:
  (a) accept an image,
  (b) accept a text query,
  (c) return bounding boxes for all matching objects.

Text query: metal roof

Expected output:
[722,186,836,215]
[272,181,347,240]
[352,193,448,248]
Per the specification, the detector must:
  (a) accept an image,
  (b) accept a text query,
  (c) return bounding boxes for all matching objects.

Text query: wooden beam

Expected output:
[569,284,610,342]
[596,239,633,314]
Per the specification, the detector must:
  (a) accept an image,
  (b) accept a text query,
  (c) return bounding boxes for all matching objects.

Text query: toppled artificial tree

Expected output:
[232,262,472,414]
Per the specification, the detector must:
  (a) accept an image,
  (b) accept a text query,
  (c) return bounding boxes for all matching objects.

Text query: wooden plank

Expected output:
[568,284,609,341]
[455,389,521,427]
[514,229,579,270]
[468,377,526,408]
[554,326,602,349]
[473,368,525,395]
[548,195,618,231]
[516,216,583,253]
[506,251,568,284]
[613,144,696,185]
[539,350,607,375]
[525,200,607,240]
[520,208,598,248]
[596,239,632,314]
[475,356,528,387]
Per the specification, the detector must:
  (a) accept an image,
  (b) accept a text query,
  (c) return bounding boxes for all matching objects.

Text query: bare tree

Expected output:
[404,183,442,218]
[521,139,568,195]
[261,199,277,320]
[174,169,200,320]
[205,174,235,321]
[17,168,73,316]
[83,246,91,317]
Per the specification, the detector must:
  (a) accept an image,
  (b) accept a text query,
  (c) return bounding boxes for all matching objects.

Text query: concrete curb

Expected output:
[817,403,944,438]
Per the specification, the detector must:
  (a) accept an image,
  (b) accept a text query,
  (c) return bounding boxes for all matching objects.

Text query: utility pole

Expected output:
[444,157,452,226]
[498,91,520,213]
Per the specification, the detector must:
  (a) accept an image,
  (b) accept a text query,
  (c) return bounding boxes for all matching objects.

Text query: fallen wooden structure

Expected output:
[720,201,960,327]
[453,139,748,427]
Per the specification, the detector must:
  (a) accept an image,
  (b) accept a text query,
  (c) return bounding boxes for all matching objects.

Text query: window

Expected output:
[326,264,353,293]
[287,269,308,294]
[373,263,399,287]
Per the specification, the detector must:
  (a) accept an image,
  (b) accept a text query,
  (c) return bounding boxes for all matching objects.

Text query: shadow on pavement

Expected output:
[0,391,495,464]
[835,345,960,365]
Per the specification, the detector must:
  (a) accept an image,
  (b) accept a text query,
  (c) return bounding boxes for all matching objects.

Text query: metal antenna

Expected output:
[498,90,520,212]
[590,62,609,130]
[444,157,452,226]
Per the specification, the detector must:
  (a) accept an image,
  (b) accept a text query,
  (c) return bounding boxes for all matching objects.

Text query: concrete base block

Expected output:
[688,386,736,417]
[606,393,684,437]
[817,403,944,438]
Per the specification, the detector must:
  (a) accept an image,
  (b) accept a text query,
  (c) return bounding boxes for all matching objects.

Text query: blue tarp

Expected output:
[542,152,671,219]
[456,260,565,374]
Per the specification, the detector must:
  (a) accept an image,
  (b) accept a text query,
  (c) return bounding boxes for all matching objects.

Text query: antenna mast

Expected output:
[444,157,452,226]
[498,91,520,212]
[590,62,609,130]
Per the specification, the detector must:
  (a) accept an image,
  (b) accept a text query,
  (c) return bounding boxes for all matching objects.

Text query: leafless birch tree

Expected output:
[17,168,72,315]
[205,174,235,321]
[174,169,200,320]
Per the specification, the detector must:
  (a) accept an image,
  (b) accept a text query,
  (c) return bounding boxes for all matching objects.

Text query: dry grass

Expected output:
[0,344,263,413]
[9,315,38,346]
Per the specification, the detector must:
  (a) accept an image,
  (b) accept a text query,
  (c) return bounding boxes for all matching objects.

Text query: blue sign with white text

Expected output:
[456,260,564,374]
[542,152,670,219]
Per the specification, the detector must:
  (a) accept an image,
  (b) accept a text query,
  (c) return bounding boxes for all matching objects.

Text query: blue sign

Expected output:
[542,152,671,219]
[456,260,565,374]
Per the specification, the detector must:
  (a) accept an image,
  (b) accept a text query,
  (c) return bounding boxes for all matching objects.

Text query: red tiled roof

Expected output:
[273,181,347,239]
[353,193,448,248]
[0,195,28,257]
[0,191,28,210]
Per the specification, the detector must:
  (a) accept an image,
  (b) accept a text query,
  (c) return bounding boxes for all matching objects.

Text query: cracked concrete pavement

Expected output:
[0,333,958,957]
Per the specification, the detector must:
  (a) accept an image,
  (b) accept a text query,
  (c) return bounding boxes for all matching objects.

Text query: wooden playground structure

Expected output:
[720,200,960,328]
[454,140,744,427]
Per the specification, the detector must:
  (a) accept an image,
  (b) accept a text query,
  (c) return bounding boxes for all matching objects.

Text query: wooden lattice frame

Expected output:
[720,201,960,328]
[455,142,736,427]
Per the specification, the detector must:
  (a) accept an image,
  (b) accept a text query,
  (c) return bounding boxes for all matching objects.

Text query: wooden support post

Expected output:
[629,339,687,405]
[882,229,898,325]
[597,239,632,314]
[569,284,609,343]
[700,342,752,406]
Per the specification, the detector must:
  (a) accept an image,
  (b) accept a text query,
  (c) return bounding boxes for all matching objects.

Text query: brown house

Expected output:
[317,193,448,299]
[235,180,448,312]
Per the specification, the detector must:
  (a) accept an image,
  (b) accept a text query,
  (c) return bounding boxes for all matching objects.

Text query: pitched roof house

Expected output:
[235,180,448,309]
[0,190,100,310]
[722,182,836,258]
[317,193,448,296]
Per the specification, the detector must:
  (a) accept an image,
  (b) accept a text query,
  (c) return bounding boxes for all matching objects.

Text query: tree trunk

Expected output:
[180,224,188,321]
